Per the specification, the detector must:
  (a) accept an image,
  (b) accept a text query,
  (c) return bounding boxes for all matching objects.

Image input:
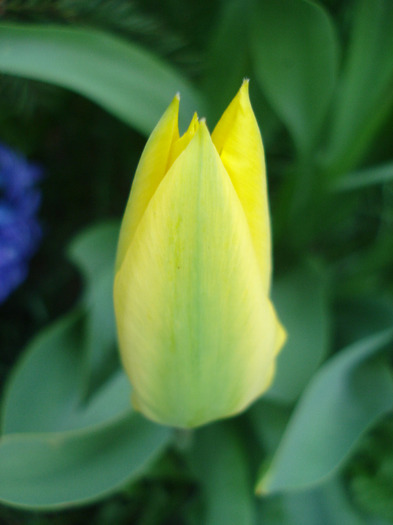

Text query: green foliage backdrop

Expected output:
[0,0,392,523]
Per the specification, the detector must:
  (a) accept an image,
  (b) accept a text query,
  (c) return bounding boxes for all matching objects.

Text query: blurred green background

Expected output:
[0,0,393,523]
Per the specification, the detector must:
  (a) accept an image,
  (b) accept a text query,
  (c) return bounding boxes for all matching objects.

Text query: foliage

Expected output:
[0,0,392,523]
[348,417,393,522]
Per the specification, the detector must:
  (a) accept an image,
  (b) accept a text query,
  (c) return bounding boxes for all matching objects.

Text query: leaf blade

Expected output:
[257,329,393,494]
[323,0,393,174]
[267,266,330,403]
[0,23,203,134]
[250,0,338,154]
[0,415,171,509]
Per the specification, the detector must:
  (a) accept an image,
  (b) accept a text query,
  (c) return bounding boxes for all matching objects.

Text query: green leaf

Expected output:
[0,23,204,135]
[1,312,130,435]
[250,0,338,154]
[189,423,255,525]
[267,265,330,403]
[257,329,393,495]
[323,0,393,174]
[0,237,171,511]
[68,221,119,285]
[68,222,120,393]
[258,477,367,525]
[333,162,393,192]
[0,414,171,509]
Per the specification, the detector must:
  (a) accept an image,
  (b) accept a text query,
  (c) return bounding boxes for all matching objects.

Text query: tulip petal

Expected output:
[114,123,283,428]
[115,95,180,271]
[212,80,271,292]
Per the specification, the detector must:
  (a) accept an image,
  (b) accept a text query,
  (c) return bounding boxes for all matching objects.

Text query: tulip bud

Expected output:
[114,80,286,428]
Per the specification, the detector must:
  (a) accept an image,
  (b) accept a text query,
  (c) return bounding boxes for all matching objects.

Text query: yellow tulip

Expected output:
[114,80,286,428]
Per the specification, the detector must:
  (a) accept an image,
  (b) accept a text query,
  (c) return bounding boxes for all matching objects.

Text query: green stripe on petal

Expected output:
[114,122,281,428]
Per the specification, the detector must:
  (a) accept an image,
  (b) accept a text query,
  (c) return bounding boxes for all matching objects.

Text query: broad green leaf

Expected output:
[1,312,131,435]
[258,477,367,525]
[267,266,330,403]
[257,329,393,494]
[0,414,171,509]
[250,0,338,154]
[189,423,255,525]
[323,0,393,174]
[0,24,203,135]
[68,222,120,392]
[333,163,393,192]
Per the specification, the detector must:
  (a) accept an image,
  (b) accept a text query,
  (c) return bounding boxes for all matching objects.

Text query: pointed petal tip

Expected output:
[239,78,251,100]
[167,93,180,129]
[198,117,211,136]
[169,93,180,114]
[188,112,199,132]
[161,93,180,126]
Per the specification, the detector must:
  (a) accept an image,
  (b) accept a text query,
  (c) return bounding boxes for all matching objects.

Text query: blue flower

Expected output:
[0,143,43,303]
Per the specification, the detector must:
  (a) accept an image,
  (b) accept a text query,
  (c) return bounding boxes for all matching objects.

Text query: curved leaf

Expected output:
[68,222,120,393]
[257,329,393,494]
[323,0,393,174]
[267,265,330,403]
[333,163,393,192]
[0,23,204,134]
[1,312,130,435]
[250,0,338,154]
[0,415,171,509]
[258,477,367,525]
